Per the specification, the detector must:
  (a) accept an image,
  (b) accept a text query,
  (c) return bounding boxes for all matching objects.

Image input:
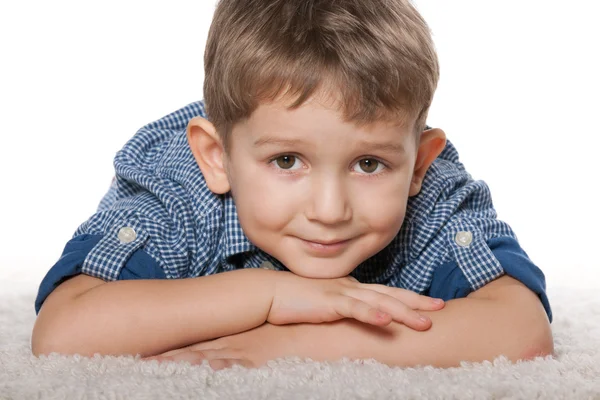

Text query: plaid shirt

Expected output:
[35,101,552,321]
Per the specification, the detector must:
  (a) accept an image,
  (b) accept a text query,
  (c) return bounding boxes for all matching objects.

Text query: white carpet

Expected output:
[1,277,599,399]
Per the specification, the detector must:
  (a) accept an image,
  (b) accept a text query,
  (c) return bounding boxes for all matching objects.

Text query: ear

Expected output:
[186,116,231,194]
[409,127,447,196]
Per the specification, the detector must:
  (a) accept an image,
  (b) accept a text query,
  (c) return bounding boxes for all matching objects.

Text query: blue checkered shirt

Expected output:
[35,101,552,322]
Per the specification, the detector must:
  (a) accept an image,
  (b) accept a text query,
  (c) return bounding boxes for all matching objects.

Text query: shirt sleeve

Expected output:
[34,233,165,315]
[34,102,213,315]
[425,236,552,323]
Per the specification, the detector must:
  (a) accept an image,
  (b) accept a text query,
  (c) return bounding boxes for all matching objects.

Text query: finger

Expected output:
[160,351,209,365]
[159,348,191,357]
[144,355,185,364]
[171,349,241,365]
[142,355,166,362]
[160,341,225,358]
[337,296,393,326]
[351,284,445,310]
[367,285,444,310]
[209,358,254,371]
[344,289,433,330]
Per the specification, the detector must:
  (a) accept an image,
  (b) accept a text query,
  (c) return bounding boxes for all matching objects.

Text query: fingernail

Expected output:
[419,315,430,323]
[433,298,444,305]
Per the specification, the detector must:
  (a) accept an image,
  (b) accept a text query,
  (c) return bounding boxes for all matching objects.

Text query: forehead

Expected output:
[227,99,417,161]
[243,94,415,137]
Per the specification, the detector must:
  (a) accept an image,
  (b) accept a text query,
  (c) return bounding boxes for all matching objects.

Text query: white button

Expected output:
[117,227,137,244]
[454,231,473,247]
[260,261,276,270]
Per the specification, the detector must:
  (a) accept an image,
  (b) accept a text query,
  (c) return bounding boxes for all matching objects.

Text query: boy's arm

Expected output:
[31,269,278,358]
[294,276,553,367]
[289,275,553,367]
[157,275,553,368]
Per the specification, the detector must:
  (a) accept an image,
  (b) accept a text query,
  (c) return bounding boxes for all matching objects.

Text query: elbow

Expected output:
[31,338,55,358]
[485,279,555,363]
[32,323,95,358]
[518,302,555,362]
[30,335,45,357]
[484,317,554,365]
[519,323,554,361]
[31,314,70,357]
[31,305,90,358]
[505,307,554,363]
[31,326,58,357]
[32,308,54,357]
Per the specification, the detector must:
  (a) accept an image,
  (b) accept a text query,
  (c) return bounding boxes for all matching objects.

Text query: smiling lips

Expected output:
[307,238,349,245]
[300,237,352,256]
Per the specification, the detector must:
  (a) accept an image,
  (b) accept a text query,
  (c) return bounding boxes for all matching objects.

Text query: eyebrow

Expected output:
[253,137,406,155]
[253,137,308,148]
[356,141,406,155]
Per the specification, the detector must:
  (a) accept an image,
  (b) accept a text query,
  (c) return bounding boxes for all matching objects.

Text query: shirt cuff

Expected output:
[34,234,165,315]
[425,236,552,323]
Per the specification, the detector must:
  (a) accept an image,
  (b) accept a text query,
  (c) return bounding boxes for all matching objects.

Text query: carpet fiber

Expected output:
[1,279,599,399]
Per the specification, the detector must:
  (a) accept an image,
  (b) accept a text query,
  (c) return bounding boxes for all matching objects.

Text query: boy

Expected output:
[31,0,553,370]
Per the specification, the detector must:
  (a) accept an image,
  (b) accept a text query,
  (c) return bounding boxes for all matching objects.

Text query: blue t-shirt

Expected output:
[35,101,552,323]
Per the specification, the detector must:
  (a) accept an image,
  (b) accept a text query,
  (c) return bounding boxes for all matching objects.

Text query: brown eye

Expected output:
[275,155,297,169]
[358,158,379,173]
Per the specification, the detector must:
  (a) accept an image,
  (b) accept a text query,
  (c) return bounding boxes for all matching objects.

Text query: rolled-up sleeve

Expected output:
[34,233,165,315]
[35,101,212,316]
[81,220,150,281]
[425,235,552,323]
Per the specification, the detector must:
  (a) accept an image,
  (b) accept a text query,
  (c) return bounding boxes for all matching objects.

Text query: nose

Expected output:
[305,173,352,225]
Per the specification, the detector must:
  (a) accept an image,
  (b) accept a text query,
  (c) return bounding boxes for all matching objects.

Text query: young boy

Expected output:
[31,0,553,370]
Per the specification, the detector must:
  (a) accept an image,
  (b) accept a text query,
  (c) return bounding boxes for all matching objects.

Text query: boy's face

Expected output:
[188,95,446,279]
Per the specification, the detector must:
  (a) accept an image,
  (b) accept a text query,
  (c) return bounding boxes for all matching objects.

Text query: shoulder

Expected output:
[405,138,482,222]
[34,101,229,315]
[113,100,207,178]
[81,100,226,275]
[404,138,512,257]
[391,139,552,322]
[389,139,517,287]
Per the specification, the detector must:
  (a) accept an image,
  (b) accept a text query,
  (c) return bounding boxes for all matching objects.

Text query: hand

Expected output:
[142,322,299,370]
[268,273,445,331]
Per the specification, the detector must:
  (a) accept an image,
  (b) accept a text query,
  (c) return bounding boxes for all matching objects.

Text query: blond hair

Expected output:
[204,0,439,149]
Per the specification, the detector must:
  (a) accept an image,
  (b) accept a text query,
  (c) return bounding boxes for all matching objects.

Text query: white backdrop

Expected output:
[0,1,598,291]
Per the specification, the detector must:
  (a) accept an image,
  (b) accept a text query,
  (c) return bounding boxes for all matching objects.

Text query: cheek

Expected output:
[354,179,409,233]
[233,167,299,232]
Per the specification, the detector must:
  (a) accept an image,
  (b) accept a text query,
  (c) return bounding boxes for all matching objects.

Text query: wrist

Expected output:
[224,268,288,326]
[264,270,296,324]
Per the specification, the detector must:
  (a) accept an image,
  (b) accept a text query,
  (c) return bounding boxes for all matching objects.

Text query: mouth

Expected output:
[304,239,350,246]
[299,237,353,256]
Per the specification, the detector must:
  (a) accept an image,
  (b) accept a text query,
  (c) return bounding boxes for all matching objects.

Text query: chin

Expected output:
[284,260,355,279]
[292,270,344,279]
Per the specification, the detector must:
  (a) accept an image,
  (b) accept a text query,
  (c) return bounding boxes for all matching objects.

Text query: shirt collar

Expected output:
[221,193,257,260]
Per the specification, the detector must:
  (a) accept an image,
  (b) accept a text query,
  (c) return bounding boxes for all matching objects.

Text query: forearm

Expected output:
[288,295,553,368]
[39,269,277,358]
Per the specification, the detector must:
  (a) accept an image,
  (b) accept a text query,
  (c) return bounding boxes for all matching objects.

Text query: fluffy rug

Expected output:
[1,274,599,399]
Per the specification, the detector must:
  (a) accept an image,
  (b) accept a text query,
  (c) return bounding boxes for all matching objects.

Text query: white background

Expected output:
[0,1,598,292]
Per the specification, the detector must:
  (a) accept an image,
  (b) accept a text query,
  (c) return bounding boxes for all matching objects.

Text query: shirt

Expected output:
[35,101,552,323]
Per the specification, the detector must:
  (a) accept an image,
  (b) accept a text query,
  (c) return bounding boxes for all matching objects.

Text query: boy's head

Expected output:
[188,0,447,278]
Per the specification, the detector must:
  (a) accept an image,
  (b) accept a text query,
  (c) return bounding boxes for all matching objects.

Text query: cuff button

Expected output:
[118,227,137,244]
[454,231,473,247]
